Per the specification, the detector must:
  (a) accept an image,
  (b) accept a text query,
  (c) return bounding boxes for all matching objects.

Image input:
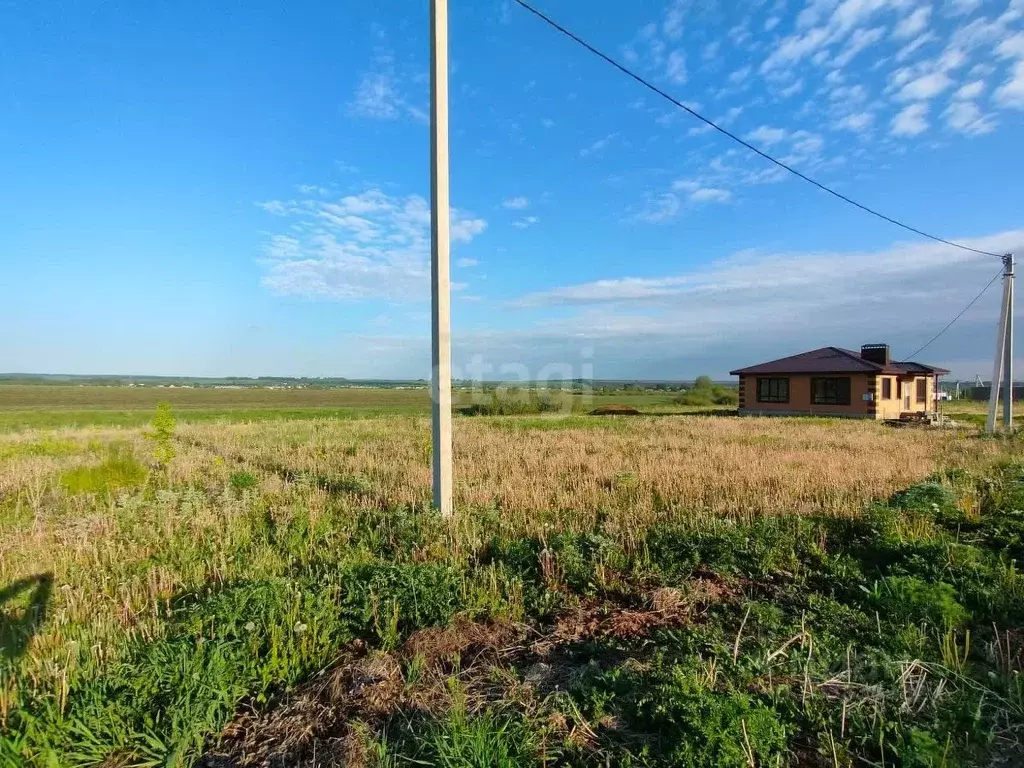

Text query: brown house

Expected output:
[730,344,950,419]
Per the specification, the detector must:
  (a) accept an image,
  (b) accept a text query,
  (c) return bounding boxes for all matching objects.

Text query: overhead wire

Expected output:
[512,0,1004,259]
[903,268,1004,360]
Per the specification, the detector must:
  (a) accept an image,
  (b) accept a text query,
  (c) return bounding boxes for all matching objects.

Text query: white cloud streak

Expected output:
[258,189,486,301]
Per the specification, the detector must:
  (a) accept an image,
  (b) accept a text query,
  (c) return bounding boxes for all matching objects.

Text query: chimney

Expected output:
[861,343,890,366]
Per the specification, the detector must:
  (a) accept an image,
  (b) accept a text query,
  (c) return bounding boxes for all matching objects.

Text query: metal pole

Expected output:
[1003,253,1015,429]
[987,255,1012,433]
[430,0,453,515]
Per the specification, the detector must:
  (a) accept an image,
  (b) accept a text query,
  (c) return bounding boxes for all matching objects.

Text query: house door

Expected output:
[902,380,911,411]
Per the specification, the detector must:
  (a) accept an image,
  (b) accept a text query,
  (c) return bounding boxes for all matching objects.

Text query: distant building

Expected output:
[730,344,949,419]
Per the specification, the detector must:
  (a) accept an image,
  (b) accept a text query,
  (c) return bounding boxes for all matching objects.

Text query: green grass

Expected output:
[59,444,148,495]
[0,386,728,432]
[5,458,1024,765]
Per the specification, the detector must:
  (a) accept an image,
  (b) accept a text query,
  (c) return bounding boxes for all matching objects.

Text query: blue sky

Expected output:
[3,0,1023,380]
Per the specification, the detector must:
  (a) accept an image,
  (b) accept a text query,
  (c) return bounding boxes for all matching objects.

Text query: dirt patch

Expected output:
[200,581,735,767]
[589,405,642,416]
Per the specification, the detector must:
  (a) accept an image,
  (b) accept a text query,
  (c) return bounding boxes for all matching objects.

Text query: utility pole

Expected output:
[1003,253,1015,429]
[987,253,1015,433]
[430,0,453,515]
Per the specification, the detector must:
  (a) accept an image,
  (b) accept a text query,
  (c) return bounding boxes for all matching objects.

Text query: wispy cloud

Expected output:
[580,133,618,158]
[894,7,931,41]
[891,103,930,136]
[834,111,875,133]
[457,257,479,268]
[943,100,996,135]
[347,28,425,123]
[746,125,789,145]
[502,196,530,210]
[995,60,1024,108]
[512,216,540,229]
[257,188,486,301]
[503,232,1024,375]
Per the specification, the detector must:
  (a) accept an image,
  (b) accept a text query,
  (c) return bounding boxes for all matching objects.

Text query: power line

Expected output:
[904,268,1004,361]
[512,0,1003,259]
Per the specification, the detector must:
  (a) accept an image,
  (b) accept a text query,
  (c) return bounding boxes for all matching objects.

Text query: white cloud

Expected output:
[896,32,936,61]
[258,188,487,301]
[779,78,806,97]
[829,83,868,102]
[666,50,688,83]
[891,102,930,135]
[580,133,617,157]
[663,0,687,39]
[348,34,424,123]
[834,111,875,132]
[746,125,789,145]
[494,233,1023,377]
[894,6,931,40]
[512,216,540,229]
[502,196,530,210]
[766,16,781,31]
[637,193,682,224]
[688,187,733,203]
[948,0,982,16]
[509,232,1024,325]
[833,25,885,66]
[995,60,1024,107]
[720,106,744,124]
[457,257,479,268]
[997,33,1024,59]
[761,26,831,72]
[955,80,985,99]
[729,65,753,84]
[943,100,997,134]
[349,73,403,120]
[896,71,954,100]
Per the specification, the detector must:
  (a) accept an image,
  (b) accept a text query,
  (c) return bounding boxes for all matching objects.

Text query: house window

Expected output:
[881,378,892,400]
[811,377,852,406]
[756,377,789,403]
[916,378,927,403]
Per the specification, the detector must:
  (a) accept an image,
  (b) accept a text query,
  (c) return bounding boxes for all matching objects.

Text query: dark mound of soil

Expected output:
[589,405,642,416]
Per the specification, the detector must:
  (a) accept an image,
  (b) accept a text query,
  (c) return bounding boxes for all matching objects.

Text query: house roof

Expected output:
[729,347,950,376]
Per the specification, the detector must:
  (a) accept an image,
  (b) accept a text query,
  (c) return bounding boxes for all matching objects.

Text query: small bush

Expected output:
[674,376,738,407]
[229,471,258,492]
[872,576,969,628]
[146,402,177,468]
[460,391,562,416]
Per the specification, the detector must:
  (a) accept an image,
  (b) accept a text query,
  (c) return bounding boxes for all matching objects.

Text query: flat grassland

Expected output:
[1,388,1023,766]
[0,385,696,431]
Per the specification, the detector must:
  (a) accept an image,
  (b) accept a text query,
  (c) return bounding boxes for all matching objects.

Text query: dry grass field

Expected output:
[1,404,1023,766]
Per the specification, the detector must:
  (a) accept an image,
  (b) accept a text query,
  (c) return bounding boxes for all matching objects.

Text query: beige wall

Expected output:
[875,374,937,418]
[739,374,874,417]
[740,373,938,420]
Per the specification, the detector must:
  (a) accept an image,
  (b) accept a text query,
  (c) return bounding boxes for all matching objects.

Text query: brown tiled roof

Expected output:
[730,346,950,376]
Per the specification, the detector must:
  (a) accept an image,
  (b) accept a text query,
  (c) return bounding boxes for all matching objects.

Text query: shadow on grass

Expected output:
[0,572,53,662]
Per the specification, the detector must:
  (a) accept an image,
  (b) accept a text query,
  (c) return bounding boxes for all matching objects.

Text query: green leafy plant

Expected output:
[147,402,177,468]
[229,471,258,492]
